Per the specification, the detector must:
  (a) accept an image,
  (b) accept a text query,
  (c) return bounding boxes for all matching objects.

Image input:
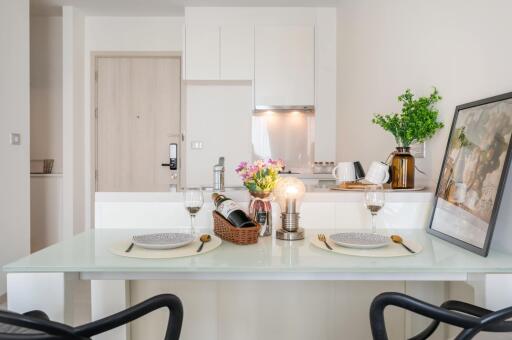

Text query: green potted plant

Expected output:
[372,88,444,189]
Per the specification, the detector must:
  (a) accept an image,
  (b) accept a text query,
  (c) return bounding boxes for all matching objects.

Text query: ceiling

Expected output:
[30,0,338,16]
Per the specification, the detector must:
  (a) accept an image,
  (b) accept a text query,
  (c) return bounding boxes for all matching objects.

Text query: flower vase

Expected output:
[248,192,273,237]
[390,147,415,189]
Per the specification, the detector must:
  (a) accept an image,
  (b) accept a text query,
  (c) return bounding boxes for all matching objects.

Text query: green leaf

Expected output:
[372,87,444,146]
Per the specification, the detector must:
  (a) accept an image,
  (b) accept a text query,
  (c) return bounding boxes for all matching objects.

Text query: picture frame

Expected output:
[427,92,512,256]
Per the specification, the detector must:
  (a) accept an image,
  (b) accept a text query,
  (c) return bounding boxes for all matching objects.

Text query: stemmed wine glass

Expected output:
[183,188,204,236]
[364,184,385,234]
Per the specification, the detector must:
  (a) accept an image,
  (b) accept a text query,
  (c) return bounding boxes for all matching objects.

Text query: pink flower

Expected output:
[235,161,248,173]
[249,165,259,175]
[266,158,284,170]
[254,160,265,169]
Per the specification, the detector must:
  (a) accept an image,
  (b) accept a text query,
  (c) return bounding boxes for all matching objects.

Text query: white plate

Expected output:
[329,232,390,249]
[132,232,194,250]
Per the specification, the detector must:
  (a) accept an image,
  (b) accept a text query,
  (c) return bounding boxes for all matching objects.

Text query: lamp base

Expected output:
[276,227,305,241]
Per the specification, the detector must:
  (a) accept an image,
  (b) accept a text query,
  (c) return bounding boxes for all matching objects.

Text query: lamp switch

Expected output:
[10,133,21,145]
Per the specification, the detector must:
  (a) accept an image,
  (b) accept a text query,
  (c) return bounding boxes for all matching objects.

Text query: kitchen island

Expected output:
[5,188,512,340]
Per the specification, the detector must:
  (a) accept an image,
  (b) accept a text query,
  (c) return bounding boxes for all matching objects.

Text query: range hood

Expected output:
[253,105,314,112]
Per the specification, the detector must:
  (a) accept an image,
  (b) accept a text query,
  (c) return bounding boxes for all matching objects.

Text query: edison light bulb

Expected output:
[274,177,306,214]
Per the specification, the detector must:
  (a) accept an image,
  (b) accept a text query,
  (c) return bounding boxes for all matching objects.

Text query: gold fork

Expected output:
[318,234,333,250]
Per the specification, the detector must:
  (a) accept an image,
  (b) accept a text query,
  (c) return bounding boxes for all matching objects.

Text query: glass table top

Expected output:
[4,228,512,274]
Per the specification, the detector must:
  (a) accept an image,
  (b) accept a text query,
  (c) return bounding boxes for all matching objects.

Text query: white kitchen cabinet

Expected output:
[185,25,220,80]
[220,25,253,80]
[185,24,253,80]
[254,26,315,109]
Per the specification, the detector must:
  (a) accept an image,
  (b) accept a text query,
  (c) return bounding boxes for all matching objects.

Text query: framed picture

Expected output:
[427,92,512,256]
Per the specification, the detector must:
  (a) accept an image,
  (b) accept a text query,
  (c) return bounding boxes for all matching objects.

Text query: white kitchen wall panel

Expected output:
[220,25,254,80]
[95,191,434,230]
[185,25,220,80]
[254,25,315,108]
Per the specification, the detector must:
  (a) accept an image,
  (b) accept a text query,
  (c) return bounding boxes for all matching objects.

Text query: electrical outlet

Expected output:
[10,133,21,145]
[410,142,426,158]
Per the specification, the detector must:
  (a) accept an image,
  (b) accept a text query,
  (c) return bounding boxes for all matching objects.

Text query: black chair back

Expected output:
[370,292,512,340]
[0,294,182,340]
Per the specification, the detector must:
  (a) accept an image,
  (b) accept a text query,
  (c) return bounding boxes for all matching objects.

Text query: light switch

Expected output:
[191,141,203,150]
[410,142,426,158]
[10,133,21,145]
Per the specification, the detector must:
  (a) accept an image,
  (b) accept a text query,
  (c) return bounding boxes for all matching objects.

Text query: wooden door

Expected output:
[96,56,181,192]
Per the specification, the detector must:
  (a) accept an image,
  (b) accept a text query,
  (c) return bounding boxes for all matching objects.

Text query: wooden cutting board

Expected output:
[331,182,425,191]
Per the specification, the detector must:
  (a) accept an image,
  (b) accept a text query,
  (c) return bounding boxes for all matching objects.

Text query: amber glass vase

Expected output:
[390,147,415,189]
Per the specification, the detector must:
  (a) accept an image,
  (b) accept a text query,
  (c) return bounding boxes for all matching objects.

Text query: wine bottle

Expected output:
[212,193,256,228]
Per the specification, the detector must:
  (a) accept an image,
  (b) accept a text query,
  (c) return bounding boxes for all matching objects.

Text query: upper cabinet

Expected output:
[254,26,315,109]
[220,25,254,80]
[184,25,220,80]
[184,24,253,80]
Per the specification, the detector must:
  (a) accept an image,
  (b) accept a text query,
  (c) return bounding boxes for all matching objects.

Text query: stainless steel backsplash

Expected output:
[252,111,315,172]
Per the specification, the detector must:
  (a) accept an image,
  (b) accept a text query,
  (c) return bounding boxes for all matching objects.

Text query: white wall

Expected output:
[336,0,512,188]
[62,6,85,238]
[185,82,253,187]
[85,17,183,51]
[30,17,63,173]
[30,16,64,252]
[314,8,337,162]
[0,0,30,295]
[30,176,63,252]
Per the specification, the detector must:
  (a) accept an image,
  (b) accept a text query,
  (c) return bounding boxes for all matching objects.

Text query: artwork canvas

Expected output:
[428,92,512,256]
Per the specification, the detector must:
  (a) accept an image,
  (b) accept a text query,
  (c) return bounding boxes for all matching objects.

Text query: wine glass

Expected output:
[364,184,385,234]
[183,188,204,236]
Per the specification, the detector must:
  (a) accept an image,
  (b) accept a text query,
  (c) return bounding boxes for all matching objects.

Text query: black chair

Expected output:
[0,294,182,340]
[370,292,512,340]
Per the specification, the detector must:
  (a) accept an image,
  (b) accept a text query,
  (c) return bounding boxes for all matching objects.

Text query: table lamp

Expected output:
[274,177,306,240]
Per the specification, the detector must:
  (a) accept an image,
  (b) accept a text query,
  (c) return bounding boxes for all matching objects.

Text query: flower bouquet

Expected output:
[235,159,285,197]
[236,159,284,237]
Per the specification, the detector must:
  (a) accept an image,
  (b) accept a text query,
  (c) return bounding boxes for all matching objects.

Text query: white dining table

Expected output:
[4,228,512,340]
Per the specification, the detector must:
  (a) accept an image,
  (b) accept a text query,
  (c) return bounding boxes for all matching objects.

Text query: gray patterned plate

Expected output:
[132,233,194,250]
[329,232,390,249]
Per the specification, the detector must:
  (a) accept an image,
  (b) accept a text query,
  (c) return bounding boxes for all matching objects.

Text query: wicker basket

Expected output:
[212,211,260,245]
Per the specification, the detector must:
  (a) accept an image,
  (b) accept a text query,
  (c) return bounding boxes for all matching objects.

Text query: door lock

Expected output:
[161,143,178,170]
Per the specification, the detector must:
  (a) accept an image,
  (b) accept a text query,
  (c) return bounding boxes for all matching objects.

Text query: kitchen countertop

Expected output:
[96,188,434,203]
